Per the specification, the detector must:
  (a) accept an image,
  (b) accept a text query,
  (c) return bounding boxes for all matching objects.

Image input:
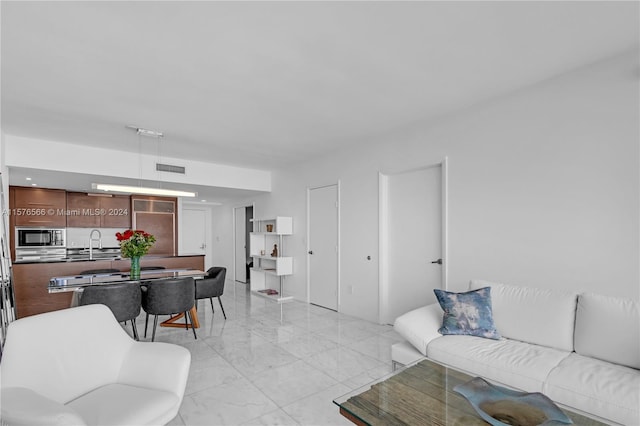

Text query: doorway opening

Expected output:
[234,204,254,284]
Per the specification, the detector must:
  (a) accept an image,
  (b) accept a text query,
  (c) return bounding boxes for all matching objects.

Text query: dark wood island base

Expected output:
[13,255,204,318]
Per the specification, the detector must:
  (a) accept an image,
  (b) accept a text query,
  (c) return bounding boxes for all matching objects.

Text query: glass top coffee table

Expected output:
[333,358,607,426]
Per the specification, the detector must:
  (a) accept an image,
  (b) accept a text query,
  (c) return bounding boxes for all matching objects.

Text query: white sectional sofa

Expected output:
[392,280,640,425]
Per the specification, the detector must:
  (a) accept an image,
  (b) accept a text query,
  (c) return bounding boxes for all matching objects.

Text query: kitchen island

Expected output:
[12,255,204,318]
[49,267,206,329]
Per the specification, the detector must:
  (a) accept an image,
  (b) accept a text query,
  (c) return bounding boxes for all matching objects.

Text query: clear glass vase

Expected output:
[130,256,141,280]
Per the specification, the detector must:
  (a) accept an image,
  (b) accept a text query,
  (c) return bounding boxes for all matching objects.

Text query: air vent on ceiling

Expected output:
[156,163,186,174]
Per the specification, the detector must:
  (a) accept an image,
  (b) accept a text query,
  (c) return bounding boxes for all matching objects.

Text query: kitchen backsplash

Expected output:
[66,227,126,249]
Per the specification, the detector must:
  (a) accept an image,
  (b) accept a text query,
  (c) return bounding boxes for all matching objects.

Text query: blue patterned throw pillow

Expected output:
[433,287,501,340]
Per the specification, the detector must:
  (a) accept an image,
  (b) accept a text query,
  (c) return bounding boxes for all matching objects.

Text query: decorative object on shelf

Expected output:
[454,377,572,426]
[116,229,156,280]
[271,244,278,257]
[266,224,273,232]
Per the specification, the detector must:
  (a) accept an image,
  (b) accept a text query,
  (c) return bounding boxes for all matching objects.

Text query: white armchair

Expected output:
[1,304,191,426]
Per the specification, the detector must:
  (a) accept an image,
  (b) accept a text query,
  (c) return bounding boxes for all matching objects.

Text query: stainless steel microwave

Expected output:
[15,228,66,249]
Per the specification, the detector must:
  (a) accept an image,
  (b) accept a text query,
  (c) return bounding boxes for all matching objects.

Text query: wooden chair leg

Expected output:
[218,296,227,320]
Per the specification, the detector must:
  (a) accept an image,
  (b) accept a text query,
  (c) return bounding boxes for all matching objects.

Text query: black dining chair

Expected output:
[79,283,142,340]
[142,277,197,342]
[195,267,227,320]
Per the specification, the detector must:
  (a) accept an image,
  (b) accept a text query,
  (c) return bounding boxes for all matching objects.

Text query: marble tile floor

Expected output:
[131,281,404,426]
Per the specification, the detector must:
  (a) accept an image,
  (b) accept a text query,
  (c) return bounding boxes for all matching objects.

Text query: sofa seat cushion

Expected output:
[544,353,640,426]
[66,383,180,426]
[427,335,570,392]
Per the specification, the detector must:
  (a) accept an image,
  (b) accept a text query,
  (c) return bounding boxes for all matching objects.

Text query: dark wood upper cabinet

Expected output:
[66,193,100,227]
[12,187,66,227]
[100,195,131,228]
[66,193,131,228]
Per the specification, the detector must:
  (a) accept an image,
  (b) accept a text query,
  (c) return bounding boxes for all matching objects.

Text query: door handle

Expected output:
[431,258,442,265]
[308,250,313,255]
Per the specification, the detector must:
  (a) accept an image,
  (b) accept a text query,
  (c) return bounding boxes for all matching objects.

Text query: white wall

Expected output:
[4,136,272,192]
[244,49,639,322]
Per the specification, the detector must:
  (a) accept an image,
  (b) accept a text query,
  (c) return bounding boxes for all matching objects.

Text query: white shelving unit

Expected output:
[249,217,293,303]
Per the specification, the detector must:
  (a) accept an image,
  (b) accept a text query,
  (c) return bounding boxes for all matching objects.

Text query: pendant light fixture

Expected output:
[93,126,196,198]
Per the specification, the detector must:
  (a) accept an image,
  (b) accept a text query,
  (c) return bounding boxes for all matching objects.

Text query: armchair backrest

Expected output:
[1,305,135,404]
[80,283,141,323]
[196,267,226,299]
[206,267,226,281]
[143,277,195,315]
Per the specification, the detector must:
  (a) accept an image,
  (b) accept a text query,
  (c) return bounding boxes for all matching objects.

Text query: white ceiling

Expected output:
[1,1,638,201]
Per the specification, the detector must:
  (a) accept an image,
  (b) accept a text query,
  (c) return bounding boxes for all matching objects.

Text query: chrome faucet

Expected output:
[89,229,102,260]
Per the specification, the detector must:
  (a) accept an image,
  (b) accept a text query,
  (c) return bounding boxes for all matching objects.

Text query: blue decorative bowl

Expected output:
[453,377,573,426]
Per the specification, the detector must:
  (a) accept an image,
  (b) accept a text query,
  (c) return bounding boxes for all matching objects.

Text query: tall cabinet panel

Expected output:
[131,196,177,256]
[249,217,293,303]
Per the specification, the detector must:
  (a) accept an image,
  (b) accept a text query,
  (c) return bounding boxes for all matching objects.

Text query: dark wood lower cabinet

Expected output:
[13,255,205,318]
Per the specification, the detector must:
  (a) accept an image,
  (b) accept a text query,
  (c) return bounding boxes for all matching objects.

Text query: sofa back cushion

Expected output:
[469,280,577,352]
[574,292,640,369]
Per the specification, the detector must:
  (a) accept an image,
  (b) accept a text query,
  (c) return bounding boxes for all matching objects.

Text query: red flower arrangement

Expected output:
[115,229,156,258]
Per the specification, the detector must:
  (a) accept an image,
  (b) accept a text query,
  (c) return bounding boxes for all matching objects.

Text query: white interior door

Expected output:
[382,165,442,323]
[234,207,247,283]
[181,207,210,269]
[182,209,207,254]
[309,185,339,311]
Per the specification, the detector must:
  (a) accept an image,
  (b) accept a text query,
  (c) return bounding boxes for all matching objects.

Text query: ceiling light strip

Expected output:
[93,183,196,197]
[125,125,163,138]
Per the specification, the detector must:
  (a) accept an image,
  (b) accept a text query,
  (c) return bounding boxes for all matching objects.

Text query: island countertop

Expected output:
[14,253,205,264]
[49,268,205,292]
